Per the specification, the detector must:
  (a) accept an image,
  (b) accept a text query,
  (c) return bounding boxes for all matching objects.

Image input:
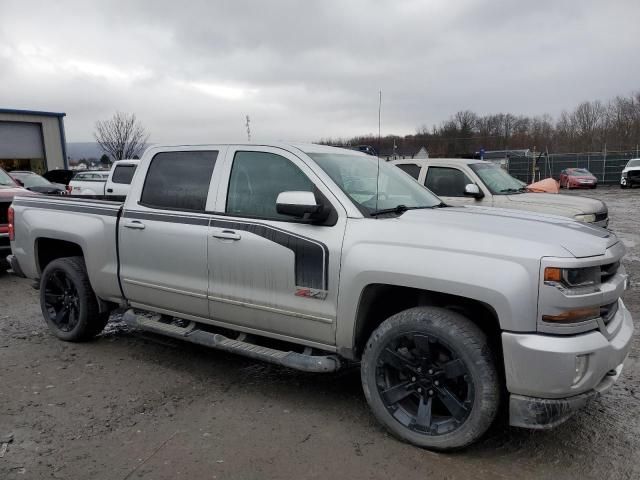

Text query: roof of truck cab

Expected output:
[391,158,487,166]
[145,143,368,156]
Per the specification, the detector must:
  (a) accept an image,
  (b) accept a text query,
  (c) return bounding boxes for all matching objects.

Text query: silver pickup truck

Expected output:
[6,143,633,450]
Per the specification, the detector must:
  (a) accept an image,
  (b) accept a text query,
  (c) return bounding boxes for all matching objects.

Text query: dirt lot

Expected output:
[1,186,639,480]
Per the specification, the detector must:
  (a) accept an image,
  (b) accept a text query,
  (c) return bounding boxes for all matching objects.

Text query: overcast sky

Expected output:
[1,0,639,144]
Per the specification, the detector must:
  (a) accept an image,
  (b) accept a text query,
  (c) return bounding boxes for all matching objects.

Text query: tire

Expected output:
[40,256,110,341]
[361,307,500,451]
[620,184,626,189]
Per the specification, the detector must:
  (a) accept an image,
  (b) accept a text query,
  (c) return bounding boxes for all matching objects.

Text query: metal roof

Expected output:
[0,108,66,118]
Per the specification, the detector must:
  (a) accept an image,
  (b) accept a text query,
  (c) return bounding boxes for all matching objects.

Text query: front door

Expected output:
[423,165,480,206]
[207,146,346,346]
[119,149,222,318]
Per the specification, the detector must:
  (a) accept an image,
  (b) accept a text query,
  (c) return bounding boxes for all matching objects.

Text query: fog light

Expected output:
[573,354,589,385]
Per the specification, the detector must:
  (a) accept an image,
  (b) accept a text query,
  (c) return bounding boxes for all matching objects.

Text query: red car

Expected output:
[0,167,32,259]
[559,168,598,189]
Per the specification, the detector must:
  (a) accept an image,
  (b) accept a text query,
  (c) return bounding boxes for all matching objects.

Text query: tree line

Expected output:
[321,90,640,157]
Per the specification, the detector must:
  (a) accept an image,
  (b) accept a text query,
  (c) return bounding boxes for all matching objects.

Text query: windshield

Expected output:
[570,168,591,176]
[0,169,16,187]
[469,163,525,194]
[627,159,640,168]
[308,153,442,215]
[12,173,52,188]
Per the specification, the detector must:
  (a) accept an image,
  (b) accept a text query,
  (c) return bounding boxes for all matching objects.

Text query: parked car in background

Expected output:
[9,171,67,195]
[43,169,75,188]
[68,160,139,199]
[392,159,609,227]
[7,143,633,450]
[620,158,640,188]
[559,168,598,189]
[0,167,31,262]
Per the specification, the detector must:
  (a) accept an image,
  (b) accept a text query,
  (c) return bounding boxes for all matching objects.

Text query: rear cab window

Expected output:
[140,151,218,212]
[111,165,138,184]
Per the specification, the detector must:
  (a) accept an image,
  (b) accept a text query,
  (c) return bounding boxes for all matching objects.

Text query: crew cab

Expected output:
[7,144,633,450]
[69,160,139,198]
[620,158,640,188]
[392,159,609,227]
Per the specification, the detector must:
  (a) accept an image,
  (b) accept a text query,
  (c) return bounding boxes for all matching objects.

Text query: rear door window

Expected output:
[396,164,421,180]
[111,165,137,184]
[140,151,218,211]
[424,167,472,197]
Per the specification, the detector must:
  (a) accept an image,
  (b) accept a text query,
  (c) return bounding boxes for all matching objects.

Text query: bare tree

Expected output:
[94,112,149,160]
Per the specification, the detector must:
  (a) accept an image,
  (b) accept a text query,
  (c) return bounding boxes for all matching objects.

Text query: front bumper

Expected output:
[509,364,622,428]
[503,299,633,428]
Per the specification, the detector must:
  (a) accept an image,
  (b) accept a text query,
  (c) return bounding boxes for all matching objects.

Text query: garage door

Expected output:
[0,121,44,159]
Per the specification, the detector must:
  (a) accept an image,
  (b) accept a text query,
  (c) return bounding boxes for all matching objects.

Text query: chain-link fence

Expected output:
[507,150,640,185]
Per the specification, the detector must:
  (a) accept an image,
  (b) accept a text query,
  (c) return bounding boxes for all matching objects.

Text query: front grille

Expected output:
[0,202,10,225]
[595,211,608,223]
[600,261,620,283]
[600,301,618,325]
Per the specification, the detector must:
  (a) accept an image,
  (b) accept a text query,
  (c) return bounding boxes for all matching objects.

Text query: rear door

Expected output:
[207,146,347,346]
[119,148,224,318]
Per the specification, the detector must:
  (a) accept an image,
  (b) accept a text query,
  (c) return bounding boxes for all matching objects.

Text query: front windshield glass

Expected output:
[14,174,51,188]
[308,153,441,215]
[0,169,16,187]
[627,159,640,168]
[469,163,525,194]
[570,168,591,175]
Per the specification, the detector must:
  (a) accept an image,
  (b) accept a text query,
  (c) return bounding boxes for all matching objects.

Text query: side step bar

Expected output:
[122,309,341,373]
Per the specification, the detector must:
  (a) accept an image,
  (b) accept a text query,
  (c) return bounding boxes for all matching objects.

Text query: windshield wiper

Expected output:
[499,188,526,193]
[370,204,445,217]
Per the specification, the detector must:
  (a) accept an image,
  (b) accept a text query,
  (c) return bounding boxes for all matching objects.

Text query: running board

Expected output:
[122,309,341,373]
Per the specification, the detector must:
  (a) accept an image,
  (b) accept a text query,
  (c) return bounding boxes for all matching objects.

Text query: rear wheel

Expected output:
[40,256,109,341]
[361,307,500,450]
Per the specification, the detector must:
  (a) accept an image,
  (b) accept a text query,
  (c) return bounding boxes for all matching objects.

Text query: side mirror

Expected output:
[276,191,322,219]
[464,183,484,199]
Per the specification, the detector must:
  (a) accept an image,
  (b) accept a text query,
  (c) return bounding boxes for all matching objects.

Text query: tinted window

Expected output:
[396,163,421,180]
[112,165,137,184]
[141,151,218,211]
[424,167,472,197]
[226,151,314,220]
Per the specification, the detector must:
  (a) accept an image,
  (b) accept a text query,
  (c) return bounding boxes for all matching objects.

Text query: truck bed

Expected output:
[9,195,124,303]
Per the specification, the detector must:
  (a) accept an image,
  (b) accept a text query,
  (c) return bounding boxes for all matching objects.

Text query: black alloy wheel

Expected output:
[44,270,81,332]
[376,332,474,436]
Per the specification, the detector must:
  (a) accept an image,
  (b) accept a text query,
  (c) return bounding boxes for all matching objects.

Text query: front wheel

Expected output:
[361,307,500,450]
[40,256,110,341]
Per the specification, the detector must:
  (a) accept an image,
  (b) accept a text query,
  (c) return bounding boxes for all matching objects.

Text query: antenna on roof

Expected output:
[245,115,251,142]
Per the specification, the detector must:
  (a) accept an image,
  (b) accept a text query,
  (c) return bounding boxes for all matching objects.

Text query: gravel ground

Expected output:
[1,185,638,480]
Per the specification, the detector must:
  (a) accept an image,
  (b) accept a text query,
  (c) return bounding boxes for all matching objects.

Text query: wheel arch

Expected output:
[348,284,503,369]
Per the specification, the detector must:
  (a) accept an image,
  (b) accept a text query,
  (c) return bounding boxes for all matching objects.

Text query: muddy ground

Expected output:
[1,186,638,480]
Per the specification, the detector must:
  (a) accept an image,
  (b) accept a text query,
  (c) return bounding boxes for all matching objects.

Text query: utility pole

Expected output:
[245,115,251,142]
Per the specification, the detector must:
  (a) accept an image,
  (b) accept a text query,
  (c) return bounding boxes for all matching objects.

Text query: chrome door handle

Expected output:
[124,220,146,230]
[212,230,241,241]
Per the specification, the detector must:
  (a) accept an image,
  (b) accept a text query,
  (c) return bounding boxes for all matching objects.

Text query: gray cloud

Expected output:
[1,0,638,143]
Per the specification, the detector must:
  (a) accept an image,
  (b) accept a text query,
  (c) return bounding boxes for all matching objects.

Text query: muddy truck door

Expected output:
[118,148,225,318]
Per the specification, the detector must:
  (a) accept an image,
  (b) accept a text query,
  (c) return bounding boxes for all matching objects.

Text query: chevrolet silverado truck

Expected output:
[392,158,609,227]
[6,144,634,450]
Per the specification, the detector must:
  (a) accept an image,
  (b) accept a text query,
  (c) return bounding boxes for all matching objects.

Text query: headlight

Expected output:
[544,266,601,288]
[574,213,596,223]
[622,172,628,178]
